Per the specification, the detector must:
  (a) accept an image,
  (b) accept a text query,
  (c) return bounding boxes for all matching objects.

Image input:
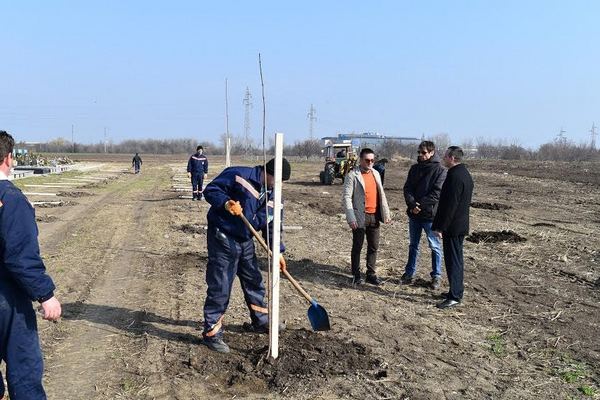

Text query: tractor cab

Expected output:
[319,142,359,185]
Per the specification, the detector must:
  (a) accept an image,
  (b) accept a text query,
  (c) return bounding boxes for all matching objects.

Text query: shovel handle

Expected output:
[239,213,314,304]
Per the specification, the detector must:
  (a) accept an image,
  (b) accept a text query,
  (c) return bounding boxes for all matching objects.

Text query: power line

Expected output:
[307,104,316,139]
[556,127,567,144]
[243,87,253,155]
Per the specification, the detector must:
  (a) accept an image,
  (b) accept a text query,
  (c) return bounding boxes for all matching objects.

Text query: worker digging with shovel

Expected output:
[200,158,290,353]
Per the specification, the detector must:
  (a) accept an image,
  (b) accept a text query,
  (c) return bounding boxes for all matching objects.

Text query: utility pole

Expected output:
[104,127,108,153]
[71,124,75,153]
[225,78,231,167]
[243,87,253,156]
[591,123,597,149]
[556,127,567,145]
[307,104,316,139]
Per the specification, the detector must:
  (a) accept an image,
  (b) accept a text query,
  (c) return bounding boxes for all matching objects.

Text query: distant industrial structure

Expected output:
[320,132,420,148]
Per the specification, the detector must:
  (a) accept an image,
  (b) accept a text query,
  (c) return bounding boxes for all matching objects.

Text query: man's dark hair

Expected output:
[418,140,435,152]
[359,147,375,158]
[0,130,15,159]
[265,157,291,181]
[197,145,203,151]
[446,146,464,161]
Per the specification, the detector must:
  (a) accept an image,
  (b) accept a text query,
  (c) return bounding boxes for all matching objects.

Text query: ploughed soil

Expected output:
[18,155,599,399]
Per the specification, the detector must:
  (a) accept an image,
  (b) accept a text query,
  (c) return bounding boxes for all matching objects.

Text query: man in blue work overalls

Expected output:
[0,130,62,400]
[187,146,208,201]
[132,152,143,174]
[201,158,291,353]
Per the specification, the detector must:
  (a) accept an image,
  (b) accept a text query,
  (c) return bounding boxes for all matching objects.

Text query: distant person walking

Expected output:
[343,148,391,286]
[0,130,62,399]
[187,145,209,201]
[401,141,447,289]
[132,152,143,174]
[432,146,474,309]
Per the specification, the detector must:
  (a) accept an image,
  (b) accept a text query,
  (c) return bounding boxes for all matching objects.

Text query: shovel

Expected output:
[239,213,331,331]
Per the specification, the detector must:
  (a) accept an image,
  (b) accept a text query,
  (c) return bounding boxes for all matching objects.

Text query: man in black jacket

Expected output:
[402,141,447,289]
[432,146,474,309]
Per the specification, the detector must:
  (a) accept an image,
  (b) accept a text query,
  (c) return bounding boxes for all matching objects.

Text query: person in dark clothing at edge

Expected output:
[187,145,209,201]
[432,146,474,309]
[373,156,388,186]
[201,158,291,353]
[401,141,447,289]
[0,130,62,400]
[132,152,143,174]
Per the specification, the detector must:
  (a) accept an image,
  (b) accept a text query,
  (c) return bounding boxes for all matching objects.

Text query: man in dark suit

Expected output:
[432,146,474,309]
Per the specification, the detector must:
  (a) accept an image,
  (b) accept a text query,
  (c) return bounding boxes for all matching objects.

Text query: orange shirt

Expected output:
[362,170,377,214]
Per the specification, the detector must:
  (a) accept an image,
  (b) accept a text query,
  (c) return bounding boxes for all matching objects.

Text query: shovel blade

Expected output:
[307,301,331,331]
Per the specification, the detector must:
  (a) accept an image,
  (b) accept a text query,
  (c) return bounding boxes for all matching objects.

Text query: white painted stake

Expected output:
[269,132,284,360]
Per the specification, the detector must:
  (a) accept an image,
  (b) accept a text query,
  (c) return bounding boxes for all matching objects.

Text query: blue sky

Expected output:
[1,1,599,148]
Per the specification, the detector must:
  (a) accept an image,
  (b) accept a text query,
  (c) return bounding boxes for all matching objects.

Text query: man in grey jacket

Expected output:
[343,148,391,285]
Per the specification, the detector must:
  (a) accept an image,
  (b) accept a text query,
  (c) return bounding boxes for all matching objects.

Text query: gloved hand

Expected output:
[224,200,242,216]
[187,172,192,178]
[279,255,287,272]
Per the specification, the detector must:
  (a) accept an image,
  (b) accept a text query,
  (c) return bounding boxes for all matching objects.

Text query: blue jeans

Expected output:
[404,218,442,278]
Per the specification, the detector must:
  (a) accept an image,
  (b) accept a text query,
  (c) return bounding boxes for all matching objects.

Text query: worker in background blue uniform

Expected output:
[0,131,62,400]
[201,158,291,353]
[132,153,142,174]
[186,145,209,200]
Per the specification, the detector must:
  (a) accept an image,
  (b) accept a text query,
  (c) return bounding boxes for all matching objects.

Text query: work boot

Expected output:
[202,337,230,353]
[192,197,197,201]
[243,322,286,334]
[366,275,383,286]
[436,299,461,309]
[400,273,414,285]
[430,276,442,290]
[351,275,362,285]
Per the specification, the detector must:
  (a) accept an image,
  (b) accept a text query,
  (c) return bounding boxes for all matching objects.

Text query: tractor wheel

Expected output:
[324,163,335,185]
[319,171,325,184]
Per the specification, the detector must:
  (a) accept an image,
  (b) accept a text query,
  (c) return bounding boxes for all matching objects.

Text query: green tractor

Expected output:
[319,143,358,185]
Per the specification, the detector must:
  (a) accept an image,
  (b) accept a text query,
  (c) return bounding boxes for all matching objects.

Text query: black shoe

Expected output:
[192,197,197,201]
[436,299,461,309]
[366,275,383,286]
[430,276,442,290]
[202,337,230,353]
[400,273,414,284]
[243,322,286,334]
[351,275,362,285]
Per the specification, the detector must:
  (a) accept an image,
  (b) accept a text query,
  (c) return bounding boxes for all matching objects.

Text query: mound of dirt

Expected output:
[35,201,78,208]
[58,191,94,197]
[188,329,384,397]
[470,201,512,210]
[307,202,339,216]
[467,230,526,243]
[36,215,58,223]
[177,224,206,234]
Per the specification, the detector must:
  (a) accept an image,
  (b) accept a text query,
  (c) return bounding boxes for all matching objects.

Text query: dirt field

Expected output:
[12,155,599,399]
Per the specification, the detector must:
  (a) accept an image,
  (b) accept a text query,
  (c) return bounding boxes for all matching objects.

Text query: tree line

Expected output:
[17,134,600,162]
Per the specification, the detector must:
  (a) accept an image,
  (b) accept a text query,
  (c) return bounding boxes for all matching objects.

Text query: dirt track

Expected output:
[20,156,600,399]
